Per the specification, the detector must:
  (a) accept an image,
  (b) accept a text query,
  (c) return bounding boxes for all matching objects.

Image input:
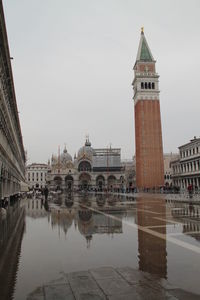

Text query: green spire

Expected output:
[140,39,153,61]
[136,29,154,62]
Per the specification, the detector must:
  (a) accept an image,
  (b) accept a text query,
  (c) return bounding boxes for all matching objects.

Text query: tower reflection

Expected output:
[136,197,167,278]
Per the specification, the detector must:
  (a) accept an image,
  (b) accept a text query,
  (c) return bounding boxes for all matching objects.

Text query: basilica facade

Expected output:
[46,138,125,191]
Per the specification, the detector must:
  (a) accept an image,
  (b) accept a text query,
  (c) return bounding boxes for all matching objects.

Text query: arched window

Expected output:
[78,161,92,172]
[148,82,151,89]
[152,82,155,89]
[145,82,147,89]
[141,82,144,89]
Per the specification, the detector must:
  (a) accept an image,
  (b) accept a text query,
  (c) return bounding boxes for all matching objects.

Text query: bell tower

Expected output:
[133,28,164,189]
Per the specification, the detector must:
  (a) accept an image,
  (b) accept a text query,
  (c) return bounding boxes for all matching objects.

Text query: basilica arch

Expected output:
[107,175,117,190]
[54,176,62,190]
[96,175,105,191]
[65,175,74,191]
[79,173,91,190]
[78,161,92,172]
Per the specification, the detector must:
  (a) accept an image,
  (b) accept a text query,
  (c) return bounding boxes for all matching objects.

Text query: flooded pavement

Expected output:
[0,193,200,299]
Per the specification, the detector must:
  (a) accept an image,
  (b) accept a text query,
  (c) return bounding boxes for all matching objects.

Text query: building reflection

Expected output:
[25,198,49,218]
[136,197,167,278]
[96,194,106,207]
[78,208,123,247]
[51,208,75,236]
[50,203,123,247]
[172,203,200,242]
[0,202,25,300]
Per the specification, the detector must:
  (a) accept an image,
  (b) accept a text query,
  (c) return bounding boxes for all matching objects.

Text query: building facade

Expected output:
[121,158,136,190]
[26,163,49,189]
[0,1,25,200]
[171,137,200,189]
[164,153,179,186]
[132,28,164,189]
[47,138,125,191]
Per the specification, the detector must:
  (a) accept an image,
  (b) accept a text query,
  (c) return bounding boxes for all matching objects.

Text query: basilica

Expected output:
[46,138,125,191]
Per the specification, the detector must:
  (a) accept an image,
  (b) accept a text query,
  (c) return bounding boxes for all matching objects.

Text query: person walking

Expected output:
[44,186,49,201]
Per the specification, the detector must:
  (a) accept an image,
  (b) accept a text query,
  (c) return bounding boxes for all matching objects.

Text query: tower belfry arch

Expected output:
[133,29,164,189]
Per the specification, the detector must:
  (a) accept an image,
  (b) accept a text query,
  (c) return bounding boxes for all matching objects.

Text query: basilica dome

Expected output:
[61,147,72,163]
[78,139,95,159]
[51,154,58,166]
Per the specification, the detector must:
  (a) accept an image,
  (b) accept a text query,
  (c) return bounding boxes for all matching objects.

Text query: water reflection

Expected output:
[25,198,48,218]
[96,194,106,207]
[49,197,123,247]
[0,202,25,300]
[136,197,167,278]
[171,203,200,242]
[6,193,200,299]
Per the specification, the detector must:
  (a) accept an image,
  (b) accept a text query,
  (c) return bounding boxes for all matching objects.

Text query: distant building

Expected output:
[163,153,179,186]
[132,28,164,189]
[47,138,125,191]
[26,163,49,189]
[121,158,136,189]
[171,137,200,189]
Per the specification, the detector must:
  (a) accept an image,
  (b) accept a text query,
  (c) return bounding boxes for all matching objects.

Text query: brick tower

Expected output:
[133,28,164,189]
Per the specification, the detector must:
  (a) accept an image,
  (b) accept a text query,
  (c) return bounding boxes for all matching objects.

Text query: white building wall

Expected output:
[26,164,48,188]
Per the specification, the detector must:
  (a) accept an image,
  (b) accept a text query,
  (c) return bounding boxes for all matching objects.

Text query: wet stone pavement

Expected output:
[2,193,200,299]
[27,266,199,300]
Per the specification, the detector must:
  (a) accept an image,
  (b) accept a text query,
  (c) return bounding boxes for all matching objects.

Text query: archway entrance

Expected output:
[65,175,74,191]
[54,176,62,191]
[107,175,116,190]
[96,175,105,191]
[79,173,91,191]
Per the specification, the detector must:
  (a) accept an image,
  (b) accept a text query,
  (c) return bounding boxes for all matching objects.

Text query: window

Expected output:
[152,82,155,89]
[145,82,147,89]
[78,161,92,172]
[148,82,151,89]
[141,82,144,89]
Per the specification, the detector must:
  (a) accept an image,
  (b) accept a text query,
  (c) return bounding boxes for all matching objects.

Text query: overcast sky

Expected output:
[3,0,200,163]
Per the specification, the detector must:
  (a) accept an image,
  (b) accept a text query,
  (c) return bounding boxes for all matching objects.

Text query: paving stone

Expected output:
[27,267,200,300]
[90,266,121,279]
[168,288,200,300]
[67,271,92,279]
[141,274,178,291]
[47,275,68,286]
[108,289,142,300]
[74,291,106,300]
[44,283,74,300]
[116,267,146,285]
[27,287,44,300]
[95,277,133,296]
[68,271,100,294]
[136,285,178,300]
